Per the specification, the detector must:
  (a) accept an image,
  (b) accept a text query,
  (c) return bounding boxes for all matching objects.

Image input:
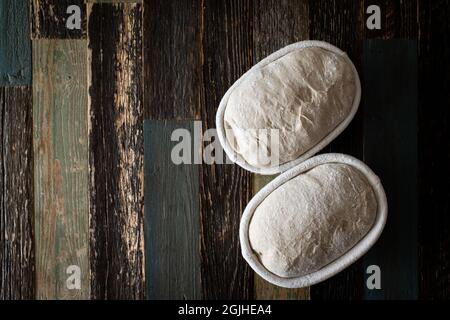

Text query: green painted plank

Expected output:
[0,87,34,300]
[33,40,89,299]
[362,39,418,300]
[144,120,201,300]
[0,0,31,85]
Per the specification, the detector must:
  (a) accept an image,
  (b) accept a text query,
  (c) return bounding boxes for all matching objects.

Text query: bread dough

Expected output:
[248,163,377,278]
[224,47,356,169]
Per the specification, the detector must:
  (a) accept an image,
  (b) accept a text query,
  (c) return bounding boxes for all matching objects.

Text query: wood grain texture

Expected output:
[362,39,418,300]
[31,0,87,39]
[309,0,366,300]
[33,40,89,299]
[0,0,31,85]
[144,120,200,300]
[417,0,450,299]
[252,0,310,300]
[0,87,34,300]
[88,3,145,300]
[200,0,254,299]
[362,0,418,39]
[143,0,202,120]
[253,0,309,60]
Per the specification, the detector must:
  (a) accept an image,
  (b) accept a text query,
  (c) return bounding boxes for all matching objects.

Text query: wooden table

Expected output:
[0,0,449,300]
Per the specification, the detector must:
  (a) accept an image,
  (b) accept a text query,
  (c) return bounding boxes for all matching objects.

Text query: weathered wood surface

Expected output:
[252,0,310,300]
[417,0,450,299]
[0,87,34,300]
[200,0,254,299]
[31,0,87,39]
[144,120,201,300]
[0,0,31,85]
[362,39,418,300]
[143,0,202,120]
[0,0,448,300]
[88,3,145,300]
[33,40,89,299]
[309,0,366,300]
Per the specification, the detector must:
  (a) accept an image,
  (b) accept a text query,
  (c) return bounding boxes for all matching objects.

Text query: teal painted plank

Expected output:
[0,0,31,85]
[362,39,418,299]
[144,120,201,300]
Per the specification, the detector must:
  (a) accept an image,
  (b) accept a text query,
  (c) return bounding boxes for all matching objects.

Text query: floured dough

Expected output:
[224,47,356,168]
[248,163,377,278]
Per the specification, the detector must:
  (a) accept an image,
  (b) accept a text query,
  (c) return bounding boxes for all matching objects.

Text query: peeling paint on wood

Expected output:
[0,87,34,300]
[31,0,87,39]
[0,0,31,85]
[88,3,145,300]
[33,40,89,299]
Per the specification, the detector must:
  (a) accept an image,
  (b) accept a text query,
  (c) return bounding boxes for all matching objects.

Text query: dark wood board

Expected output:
[362,0,418,39]
[308,0,366,300]
[417,0,450,299]
[0,0,31,86]
[0,87,34,300]
[252,0,310,300]
[200,0,254,299]
[362,39,418,300]
[88,3,145,300]
[31,0,87,39]
[144,120,201,300]
[143,0,202,120]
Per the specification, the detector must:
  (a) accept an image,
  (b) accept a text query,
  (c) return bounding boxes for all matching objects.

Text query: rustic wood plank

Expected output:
[144,120,201,300]
[0,87,34,300]
[143,0,202,120]
[253,0,309,60]
[31,0,87,39]
[88,3,145,300]
[308,0,366,300]
[252,0,310,300]
[362,0,418,39]
[417,0,450,299]
[362,39,418,300]
[0,0,31,85]
[33,40,89,299]
[200,0,254,299]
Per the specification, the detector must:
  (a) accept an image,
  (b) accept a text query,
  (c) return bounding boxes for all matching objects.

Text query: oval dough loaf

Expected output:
[248,163,377,278]
[224,47,356,169]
